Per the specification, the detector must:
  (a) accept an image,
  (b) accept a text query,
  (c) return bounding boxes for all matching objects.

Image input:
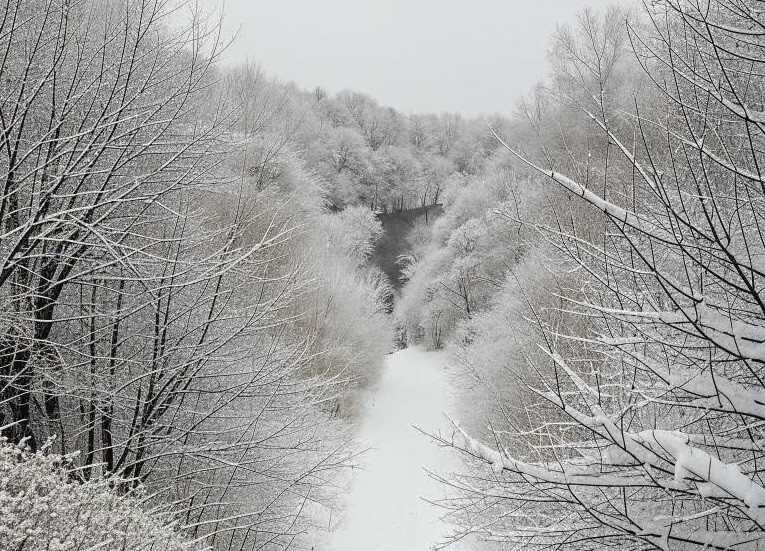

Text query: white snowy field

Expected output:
[327,347,469,551]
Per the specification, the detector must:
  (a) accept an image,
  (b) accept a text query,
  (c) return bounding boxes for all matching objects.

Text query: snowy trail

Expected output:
[328,347,466,551]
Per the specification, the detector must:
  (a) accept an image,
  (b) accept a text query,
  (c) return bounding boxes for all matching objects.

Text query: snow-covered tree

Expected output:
[437,2,765,549]
[0,2,393,549]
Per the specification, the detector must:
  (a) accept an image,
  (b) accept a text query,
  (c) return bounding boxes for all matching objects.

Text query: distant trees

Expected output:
[423,2,765,550]
[395,155,529,349]
[294,85,501,211]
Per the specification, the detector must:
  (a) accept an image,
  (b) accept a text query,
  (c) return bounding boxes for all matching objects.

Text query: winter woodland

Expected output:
[2,1,765,550]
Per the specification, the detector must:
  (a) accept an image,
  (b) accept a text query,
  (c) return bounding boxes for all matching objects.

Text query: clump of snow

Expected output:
[0,440,206,551]
[639,430,765,525]
[673,448,692,484]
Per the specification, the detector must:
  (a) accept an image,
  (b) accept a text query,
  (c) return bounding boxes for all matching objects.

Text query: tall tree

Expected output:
[439,2,765,550]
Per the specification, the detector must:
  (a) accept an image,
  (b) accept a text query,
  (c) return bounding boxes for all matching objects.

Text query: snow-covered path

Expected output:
[328,347,465,551]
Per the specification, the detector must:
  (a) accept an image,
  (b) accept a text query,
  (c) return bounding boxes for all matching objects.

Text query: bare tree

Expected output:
[0,0,227,449]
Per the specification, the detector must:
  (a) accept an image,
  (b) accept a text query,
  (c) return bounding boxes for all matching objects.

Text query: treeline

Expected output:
[269,80,508,213]
[398,2,765,550]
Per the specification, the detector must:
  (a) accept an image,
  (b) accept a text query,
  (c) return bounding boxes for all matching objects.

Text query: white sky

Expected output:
[199,0,619,117]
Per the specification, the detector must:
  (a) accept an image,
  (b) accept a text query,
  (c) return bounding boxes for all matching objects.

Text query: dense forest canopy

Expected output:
[2,1,765,551]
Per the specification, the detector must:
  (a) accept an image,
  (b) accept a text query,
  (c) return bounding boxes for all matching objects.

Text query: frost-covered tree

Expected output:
[0,0,228,450]
[437,2,765,550]
[395,156,532,349]
[0,2,394,549]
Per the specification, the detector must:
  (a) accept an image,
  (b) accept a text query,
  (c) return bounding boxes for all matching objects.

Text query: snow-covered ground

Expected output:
[327,347,468,551]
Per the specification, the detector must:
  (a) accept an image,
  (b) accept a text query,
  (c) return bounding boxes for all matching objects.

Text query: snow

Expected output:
[643,430,765,525]
[327,347,468,551]
[659,301,765,364]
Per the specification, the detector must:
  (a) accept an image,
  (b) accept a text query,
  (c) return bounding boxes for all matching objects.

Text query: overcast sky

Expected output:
[200,1,618,117]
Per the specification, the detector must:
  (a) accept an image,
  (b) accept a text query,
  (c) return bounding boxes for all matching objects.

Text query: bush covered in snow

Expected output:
[0,441,206,551]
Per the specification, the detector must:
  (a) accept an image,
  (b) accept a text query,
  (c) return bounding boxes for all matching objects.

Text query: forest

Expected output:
[2,1,764,550]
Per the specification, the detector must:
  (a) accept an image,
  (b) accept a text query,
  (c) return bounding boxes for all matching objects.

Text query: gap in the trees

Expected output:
[371,203,444,292]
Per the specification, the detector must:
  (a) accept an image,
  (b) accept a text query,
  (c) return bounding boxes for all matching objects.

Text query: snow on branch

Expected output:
[488,127,675,244]
[449,349,765,531]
